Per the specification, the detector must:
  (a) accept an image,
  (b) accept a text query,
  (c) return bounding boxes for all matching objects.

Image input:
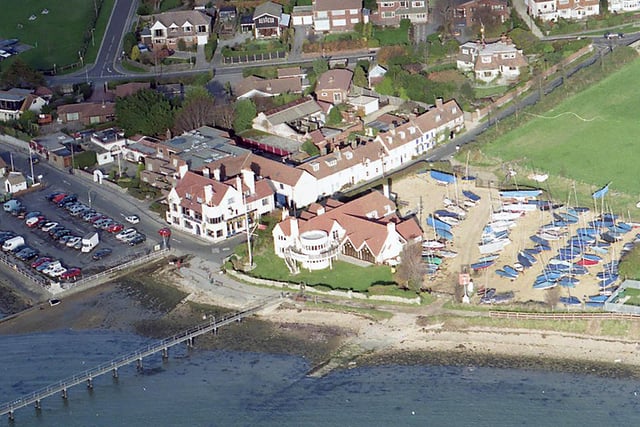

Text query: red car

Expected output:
[26,215,46,228]
[107,223,124,233]
[31,256,52,269]
[51,193,67,204]
[61,267,82,281]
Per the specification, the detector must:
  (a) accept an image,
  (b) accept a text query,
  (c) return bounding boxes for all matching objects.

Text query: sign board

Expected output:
[458,273,470,286]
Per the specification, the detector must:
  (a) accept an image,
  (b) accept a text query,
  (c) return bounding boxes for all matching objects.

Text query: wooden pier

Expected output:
[0,295,282,420]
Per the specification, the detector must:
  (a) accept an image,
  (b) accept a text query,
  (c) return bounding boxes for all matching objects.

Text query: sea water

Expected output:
[1,330,640,426]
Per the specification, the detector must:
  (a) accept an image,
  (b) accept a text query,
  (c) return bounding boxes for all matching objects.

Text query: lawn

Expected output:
[0,0,114,70]
[373,21,410,46]
[249,250,395,292]
[481,57,640,197]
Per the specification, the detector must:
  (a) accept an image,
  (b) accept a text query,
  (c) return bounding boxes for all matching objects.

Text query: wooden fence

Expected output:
[490,311,640,320]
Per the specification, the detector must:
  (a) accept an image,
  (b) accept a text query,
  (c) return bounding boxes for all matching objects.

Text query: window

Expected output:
[154,29,163,37]
[399,1,408,6]
[184,26,192,32]
[197,25,207,32]
[317,11,328,18]
[382,11,396,17]
[172,203,178,212]
[262,198,269,206]
[279,183,284,189]
[332,9,345,15]
[185,192,192,200]
[333,92,342,102]
[66,112,79,121]
[350,8,359,13]
[90,116,100,124]
[382,2,395,6]
[196,197,203,203]
[412,1,424,7]
[481,56,491,63]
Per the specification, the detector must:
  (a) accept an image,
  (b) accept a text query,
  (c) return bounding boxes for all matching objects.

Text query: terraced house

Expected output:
[371,0,429,26]
[526,0,599,21]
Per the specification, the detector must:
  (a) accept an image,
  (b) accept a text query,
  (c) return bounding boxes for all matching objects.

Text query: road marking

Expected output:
[63,180,70,186]
[173,239,182,243]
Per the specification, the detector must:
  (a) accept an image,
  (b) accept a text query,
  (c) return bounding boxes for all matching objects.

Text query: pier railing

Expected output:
[0,294,282,419]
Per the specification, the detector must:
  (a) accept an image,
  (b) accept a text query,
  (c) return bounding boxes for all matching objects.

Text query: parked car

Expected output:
[128,234,146,246]
[42,261,62,275]
[66,236,82,248]
[48,266,68,278]
[46,192,64,201]
[125,215,140,224]
[16,247,38,261]
[51,194,67,204]
[25,211,42,220]
[26,216,46,228]
[31,256,51,268]
[0,232,17,244]
[52,229,71,240]
[57,195,78,207]
[36,260,55,272]
[107,223,124,233]
[41,222,59,232]
[92,248,112,260]
[84,212,102,222]
[61,267,82,281]
[116,228,137,241]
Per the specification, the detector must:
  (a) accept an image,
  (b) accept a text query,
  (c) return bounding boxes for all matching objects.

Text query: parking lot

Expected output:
[0,186,158,283]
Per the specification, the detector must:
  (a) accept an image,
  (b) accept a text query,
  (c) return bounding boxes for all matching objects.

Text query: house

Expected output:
[200,153,319,209]
[315,69,353,105]
[218,5,237,21]
[527,0,599,20]
[141,10,212,48]
[609,0,640,12]
[367,64,387,88]
[4,172,27,194]
[0,89,47,122]
[252,1,284,39]
[0,157,6,177]
[30,132,76,169]
[291,5,314,25]
[113,82,151,98]
[234,76,302,100]
[277,66,309,89]
[165,169,275,241]
[141,126,250,191]
[88,128,128,165]
[57,102,116,126]
[454,0,510,29]
[121,135,160,163]
[456,37,527,83]
[272,190,422,271]
[312,0,364,33]
[252,96,325,140]
[371,0,428,26]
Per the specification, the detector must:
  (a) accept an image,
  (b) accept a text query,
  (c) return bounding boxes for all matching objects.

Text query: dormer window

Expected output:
[325,158,337,167]
[185,193,192,200]
[344,151,353,160]
[311,161,320,172]
[196,197,203,204]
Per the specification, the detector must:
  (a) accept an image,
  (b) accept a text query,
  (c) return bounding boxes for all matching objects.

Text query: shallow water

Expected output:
[1,330,640,426]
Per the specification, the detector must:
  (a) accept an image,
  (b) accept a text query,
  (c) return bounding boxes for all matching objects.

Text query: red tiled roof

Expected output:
[201,153,305,187]
[315,69,353,93]
[114,82,151,98]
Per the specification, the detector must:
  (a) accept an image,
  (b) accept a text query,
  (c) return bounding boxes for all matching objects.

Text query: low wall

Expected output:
[226,269,421,305]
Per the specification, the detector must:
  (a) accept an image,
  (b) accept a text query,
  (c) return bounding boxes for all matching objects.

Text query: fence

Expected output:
[223,50,286,64]
[490,311,640,320]
[0,251,48,289]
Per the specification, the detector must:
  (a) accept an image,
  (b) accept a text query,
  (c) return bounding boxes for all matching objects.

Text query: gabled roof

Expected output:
[114,82,151,98]
[235,76,302,98]
[315,69,353,93]
[57,102,116,118]
[253,1,283,19]
[201,153,307,187]
[297,140,384,179]
[261,96,322,125]
[150,10,211,27]
[174,171,230,211]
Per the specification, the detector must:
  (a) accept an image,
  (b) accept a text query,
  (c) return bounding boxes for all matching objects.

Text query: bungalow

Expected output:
[272,190,423,271]
[456,37,527,83]
[315,69,353,105]
[371,0,428,26]
[4,172,28,194]
[347,95,379,117]
[166,169,275,242]
[57,102,116,126]
[234,76,302,100]
[251,96,325,140]
[30,132,76,169]
[141,10,212,48]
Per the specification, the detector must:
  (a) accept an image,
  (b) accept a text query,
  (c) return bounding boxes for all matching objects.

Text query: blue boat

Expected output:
[545,264,571,273]
[478,254,500,263]
[594,240,611,248]
[609,224,630,234]
[588,295,608,303]
[560,296,581,305]
[504,265,519,277]
[427,215,452,232]
[434,209,461,220]
[496,269,518,279]
[536,271,562,282]
[499,189,543,199]
[535,244,552,252]
[589,245,608,255]
[530,235,549,246]
[558,276,580,288]
[533,281,557,290]
[462,190,481,202]
[602,213,618,221]
[572,206,590,214]
[585,301,605,308]
[577,227,598,237]
[556,251,577,261]
[581,253,602,263]
[570,266,589,275]
[596,271,618,280]
[430,170,456,184]
[517,252,533,268]
[435,227,453,241]
[520,250,537,264]
[599,276,619,289]
[617,222,632,232]
[554,213,578,224]
[525,246,542,255]
[471,259,495,270]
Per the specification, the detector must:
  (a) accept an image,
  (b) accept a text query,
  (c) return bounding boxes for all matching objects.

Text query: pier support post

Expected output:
[112,367,118,378]
[137,358,143,371]
[34,400,41,410]
[61,389,68,399]
[8,410,14,421]
[162,348,168,360]
[87,378,93,389]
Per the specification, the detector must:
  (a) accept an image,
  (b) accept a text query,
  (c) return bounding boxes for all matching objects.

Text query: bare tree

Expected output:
[212,104,235,131]
[435,0,456,38]
[544,286,561,311]
[173,88,216,134]
[395,242,424,292]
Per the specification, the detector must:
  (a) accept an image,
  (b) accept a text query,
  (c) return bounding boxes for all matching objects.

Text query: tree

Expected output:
[544,286,561,310]
[353,65,368,88]
[212,104,234,130]
[312,58,328,76]
[326,106,343,126]
[130,45,141,62]
[173,87,216,134]
[116,89,175,137]
[0,59,44,89]
[395,243,424,292]
[232,99,257,133]
[123,33,137,58]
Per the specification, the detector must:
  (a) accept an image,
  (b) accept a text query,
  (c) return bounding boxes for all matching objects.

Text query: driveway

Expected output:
[290,25,310,61]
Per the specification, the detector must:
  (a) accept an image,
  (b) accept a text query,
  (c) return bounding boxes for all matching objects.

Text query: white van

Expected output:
[2,236,25,252]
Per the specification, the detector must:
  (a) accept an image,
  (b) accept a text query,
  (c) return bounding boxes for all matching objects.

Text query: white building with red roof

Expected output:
[166,169,275,241]
[272,191,423,271]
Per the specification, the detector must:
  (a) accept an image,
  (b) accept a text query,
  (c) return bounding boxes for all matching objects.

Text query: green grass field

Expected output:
[0,0,113,70]
[481,58,640,197]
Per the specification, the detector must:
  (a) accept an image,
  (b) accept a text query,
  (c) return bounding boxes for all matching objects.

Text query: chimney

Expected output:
[202,167,210,178]
[242,169,255,194]
[281,207,289,221]
[166,128,172,140]
[351,139,357,149]
[178,164,188,178]
[235,176,242,192]
[204,184,213,203]
[213,167,221,181]
[386,221,396,235]
[336,149,341,160]
[382,181,390,198]
[436,97,443,108]
[290,217,299,239]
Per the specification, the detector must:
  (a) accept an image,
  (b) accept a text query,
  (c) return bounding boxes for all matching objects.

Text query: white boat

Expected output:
[463,200,476,208]
[487,220,516,233]
[438,216,460,226]
[437,250,458,258]
[478,238,510,254]
[502,203,537,212]
[537,231,562,241]
[422,240,445,249]
[491,211,523,221]
[447,205,467,217]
